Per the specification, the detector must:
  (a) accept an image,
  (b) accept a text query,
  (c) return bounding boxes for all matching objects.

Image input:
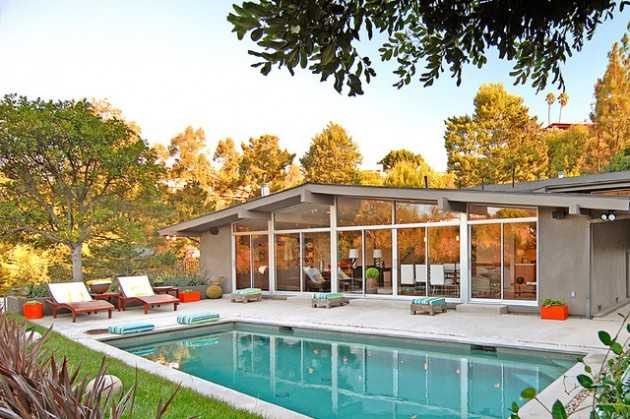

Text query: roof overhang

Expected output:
[160,183,630,237]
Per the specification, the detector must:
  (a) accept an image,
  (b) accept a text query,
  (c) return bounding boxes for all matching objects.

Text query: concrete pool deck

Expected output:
[33,296,630,418]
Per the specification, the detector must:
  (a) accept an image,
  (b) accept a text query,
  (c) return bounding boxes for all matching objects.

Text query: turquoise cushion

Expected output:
[177,312,220,325]
[313,292,344,300]
[108,323,155,335]
[234,288,262,295]
[412,297,446,306]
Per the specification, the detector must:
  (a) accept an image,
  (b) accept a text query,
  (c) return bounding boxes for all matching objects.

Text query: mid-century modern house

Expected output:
[160,171,630,318]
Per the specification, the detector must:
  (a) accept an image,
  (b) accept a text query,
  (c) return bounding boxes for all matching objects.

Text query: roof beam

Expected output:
[301,190,334,206]
[437,197,467,213]
[237,209,268,220]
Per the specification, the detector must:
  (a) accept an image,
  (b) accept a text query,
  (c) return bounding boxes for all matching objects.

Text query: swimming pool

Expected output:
[112,322,575,418]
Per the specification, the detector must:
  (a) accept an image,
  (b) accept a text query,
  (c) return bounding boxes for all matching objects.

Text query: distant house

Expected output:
[545,122,593,131]
[161,171,630,318]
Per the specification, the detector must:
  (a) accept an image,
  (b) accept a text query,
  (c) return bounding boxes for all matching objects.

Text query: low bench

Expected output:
[312,293,349,309]
[410,297,447,315]
[231,288,263,303]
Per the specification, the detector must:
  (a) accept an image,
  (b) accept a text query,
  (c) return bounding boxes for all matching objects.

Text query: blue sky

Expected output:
[0,0,628,171]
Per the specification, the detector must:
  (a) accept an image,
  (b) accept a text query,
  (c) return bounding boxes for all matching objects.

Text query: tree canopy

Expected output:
[0,95,161,281]
[228,0,626,96]
[444,84,547,187]
[544,125,589,178]
[300,122,362,183]
[378,149,426,171]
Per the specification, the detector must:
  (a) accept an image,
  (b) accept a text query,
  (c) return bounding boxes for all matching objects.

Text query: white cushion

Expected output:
[118,275,155,298]
[49,282,93,304]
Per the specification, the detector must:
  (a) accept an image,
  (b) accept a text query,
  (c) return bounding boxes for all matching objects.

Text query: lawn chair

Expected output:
[47,282,114,322]
[117,275,180,314]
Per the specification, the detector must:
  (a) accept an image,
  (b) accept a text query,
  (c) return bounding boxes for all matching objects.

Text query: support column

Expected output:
[392,228,398,296]
[459,212,469,303]
[268,216,276,292]
[330,199,338,292]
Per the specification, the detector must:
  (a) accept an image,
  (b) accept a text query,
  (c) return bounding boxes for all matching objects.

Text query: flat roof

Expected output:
[469,171,630,193]
[160,183,630,236]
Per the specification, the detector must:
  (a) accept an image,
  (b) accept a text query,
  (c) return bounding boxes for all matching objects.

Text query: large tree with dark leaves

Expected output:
[228,1,628,96]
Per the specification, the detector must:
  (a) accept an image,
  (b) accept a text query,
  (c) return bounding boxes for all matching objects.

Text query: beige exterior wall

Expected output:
[538,208,591,316]
[199,226,233,293]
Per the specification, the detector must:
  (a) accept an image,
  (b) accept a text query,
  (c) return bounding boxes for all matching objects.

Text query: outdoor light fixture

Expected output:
[601,211,617,222]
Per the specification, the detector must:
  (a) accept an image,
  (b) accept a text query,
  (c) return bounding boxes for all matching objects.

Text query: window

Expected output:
[395,201,458,224]
[302,232,331,292]
[235,236,251,290]
[468,205,536,220]
[471,224,501,299]
[364,229,392,295]
[235,234,269,290]
[427,226,460,298]
[337,231,363,294]
[337,198,393,226]
[503,223,536,301]
[397,227,426,296]
[275,234,301,291]
[233,218,269,232]
[274,202,330,230]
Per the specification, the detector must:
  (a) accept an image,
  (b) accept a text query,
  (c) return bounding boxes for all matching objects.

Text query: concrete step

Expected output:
[456,303,508,314]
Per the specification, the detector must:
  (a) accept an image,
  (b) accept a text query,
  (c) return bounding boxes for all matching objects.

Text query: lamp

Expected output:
[348,248,359,259]
[372,249,383,259]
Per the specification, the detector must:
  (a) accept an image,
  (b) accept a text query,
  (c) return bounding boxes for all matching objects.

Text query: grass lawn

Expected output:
[10,315,259,419]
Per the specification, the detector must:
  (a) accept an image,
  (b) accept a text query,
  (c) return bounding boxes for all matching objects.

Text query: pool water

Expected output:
[116,323,574,418]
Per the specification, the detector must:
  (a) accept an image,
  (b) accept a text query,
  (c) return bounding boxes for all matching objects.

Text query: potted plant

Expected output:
[540,298,569,320]
[365,267,380,294]
[22,300,44,319]
[7,283,51,315]
[179,289,201,303]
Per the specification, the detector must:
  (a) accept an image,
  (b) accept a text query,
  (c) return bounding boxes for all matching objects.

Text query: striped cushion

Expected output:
[108,323,155,335]
[313,292,344,300]
[177,312,220,325]
[412,297,446,306]
[234,288,262,296]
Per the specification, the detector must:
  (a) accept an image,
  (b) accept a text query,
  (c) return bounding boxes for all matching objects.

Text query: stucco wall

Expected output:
[591,219,630,315]
[199,226,233,293]
[538,208,591,316]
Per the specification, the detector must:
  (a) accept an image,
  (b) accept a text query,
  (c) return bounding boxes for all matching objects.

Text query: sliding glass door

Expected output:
[235,234,269,291]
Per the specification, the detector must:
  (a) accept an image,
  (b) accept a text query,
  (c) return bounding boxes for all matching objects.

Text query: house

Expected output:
[160,171,630,318]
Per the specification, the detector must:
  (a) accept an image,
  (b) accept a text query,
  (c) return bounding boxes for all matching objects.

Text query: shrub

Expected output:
[365,267,380,279]
[542,298,565,307]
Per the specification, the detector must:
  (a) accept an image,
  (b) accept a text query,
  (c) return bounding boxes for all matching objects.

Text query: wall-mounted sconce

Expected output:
[601,211,616,222]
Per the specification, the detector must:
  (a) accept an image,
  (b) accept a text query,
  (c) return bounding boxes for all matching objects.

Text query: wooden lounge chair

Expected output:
[312,293,350,309]
[46,282,114,323]
[410,296,447,315]
[117,275,180,314]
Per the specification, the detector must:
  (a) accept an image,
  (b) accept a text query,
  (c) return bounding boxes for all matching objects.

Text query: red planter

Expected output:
[23,302,44,320]
[179,291,201,303]
[540,304,568,320]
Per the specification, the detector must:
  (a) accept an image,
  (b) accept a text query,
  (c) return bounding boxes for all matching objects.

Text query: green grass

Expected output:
[12,315,259,419]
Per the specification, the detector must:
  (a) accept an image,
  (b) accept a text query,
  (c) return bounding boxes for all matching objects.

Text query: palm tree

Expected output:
[545,93,555,125]
[558,92,569,122]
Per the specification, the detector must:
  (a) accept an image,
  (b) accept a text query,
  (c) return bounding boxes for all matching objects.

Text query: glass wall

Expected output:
[235,236,252,290]
[396,201,458,223]
[471,224,502,299]
[337,231,363,294]
[274,202,330,230]
[252,235,270,290]
[427,226,460,298]
[276,234,301,291]
[235,234,269,290]
[364,229,392,295]
[503,222,537,301]
[468,205,536,220]
[233,218,269,232]
[302,232,331,292]
[337,198,393,226]
[397,227,426,296]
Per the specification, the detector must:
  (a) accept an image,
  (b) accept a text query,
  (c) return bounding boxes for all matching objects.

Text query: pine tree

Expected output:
[444,84,548,187]
[300,122,362,184]
[584,35,630,172]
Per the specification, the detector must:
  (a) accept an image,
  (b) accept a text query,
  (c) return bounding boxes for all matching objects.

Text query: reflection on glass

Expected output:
[471,224,501,299]
[233,218,269,232]
[303,232,331,292]
[468,205,536,220]
[274,202,331,230]
[276,234,301,291]
[396,201,458,224]
[503,223,536,301]
[337,231,363,294]
[337,198,393,226]
[427,226,460,298]
[397,227,426,296]
[235,236,251,289]
[252,235,269,290]
[365,229,392,295]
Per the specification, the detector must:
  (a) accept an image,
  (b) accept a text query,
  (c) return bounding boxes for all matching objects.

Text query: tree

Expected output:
[544,125,589,178]
[444,84,548,187]
[606,146,630,172]
[558,92,569,122]
[378,149,426,171]
[384,160,454,189]
[300,122,362,184]
[0,95,161,281]
[584,35,630,172]
[545,93,556,126]
[227,1,624,96]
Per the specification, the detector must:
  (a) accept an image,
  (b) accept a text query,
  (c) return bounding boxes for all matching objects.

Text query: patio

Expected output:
[34,296,629,354]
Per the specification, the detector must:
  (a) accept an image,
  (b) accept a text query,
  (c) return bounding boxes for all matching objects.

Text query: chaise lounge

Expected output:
[47,282,115,322]
[117,275,180,314]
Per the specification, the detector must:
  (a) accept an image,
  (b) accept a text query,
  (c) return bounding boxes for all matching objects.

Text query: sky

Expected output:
[0,1,628,171]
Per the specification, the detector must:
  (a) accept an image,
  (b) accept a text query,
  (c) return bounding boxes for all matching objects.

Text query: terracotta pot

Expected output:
[179,290,201,303]
[540,304,568,320]
[88,282,111,294]
[23,302,44,320]
[206,277,224,299]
